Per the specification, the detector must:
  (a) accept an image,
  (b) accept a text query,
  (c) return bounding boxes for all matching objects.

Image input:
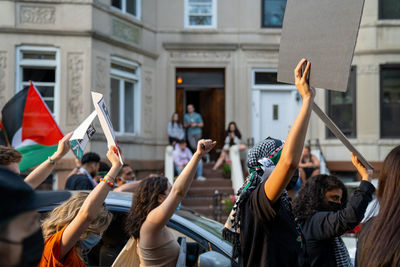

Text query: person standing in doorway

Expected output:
[184,104,204,153]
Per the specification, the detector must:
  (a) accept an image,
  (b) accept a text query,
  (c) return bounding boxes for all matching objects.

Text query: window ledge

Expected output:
[319,138,400,146]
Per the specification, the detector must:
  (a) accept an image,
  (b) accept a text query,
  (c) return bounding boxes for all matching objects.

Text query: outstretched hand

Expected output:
[294,59,315,100]
[52,132,73,162]
[196,139,216,157]
[351,152,372,182]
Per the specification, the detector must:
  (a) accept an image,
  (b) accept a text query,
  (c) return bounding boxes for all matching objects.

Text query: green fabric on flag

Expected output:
[17,144,57,172]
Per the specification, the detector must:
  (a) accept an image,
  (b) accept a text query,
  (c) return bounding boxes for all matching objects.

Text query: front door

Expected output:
[175,68,225,160]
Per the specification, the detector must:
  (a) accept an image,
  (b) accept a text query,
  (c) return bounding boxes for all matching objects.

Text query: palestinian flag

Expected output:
[0,121,8,146]
[1,83,63,172]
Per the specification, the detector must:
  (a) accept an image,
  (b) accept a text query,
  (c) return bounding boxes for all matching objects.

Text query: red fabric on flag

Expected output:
[21,84,63,146]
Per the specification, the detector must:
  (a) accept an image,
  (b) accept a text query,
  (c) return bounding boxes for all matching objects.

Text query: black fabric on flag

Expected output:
[1,87,28,143]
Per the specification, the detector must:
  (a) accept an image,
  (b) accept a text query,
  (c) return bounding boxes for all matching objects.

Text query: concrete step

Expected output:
[187,187,234,195]
[182,197,214,207]
[191,179,232,187]
[202,169,227,179]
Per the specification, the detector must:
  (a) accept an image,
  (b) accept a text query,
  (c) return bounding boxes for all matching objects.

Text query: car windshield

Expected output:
[176,209,232,245]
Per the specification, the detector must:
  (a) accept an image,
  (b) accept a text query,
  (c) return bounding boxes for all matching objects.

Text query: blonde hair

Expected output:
[42,192,112,240]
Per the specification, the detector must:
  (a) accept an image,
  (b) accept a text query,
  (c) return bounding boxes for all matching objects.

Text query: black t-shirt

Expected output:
[239,180,301,267]
[65,174,94,190]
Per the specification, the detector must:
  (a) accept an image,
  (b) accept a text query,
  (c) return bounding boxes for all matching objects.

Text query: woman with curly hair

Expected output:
[356,145,400,267]
[122,139,215,267]
[39,146,122,266]
[292,153,375,267]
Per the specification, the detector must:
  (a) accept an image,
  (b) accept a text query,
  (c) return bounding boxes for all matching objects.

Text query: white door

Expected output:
[252,89,301,142]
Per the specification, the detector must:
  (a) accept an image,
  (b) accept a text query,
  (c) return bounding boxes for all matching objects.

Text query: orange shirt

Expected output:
[38,225,86,267]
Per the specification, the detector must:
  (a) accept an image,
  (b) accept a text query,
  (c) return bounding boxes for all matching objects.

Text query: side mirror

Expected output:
[198,251,231,267]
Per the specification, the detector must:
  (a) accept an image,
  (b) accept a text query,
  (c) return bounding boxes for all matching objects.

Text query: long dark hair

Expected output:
[125,176,169,238]
[292,174,348,222]
[359,145,400,266]
[171,112,181,126]
[226,122,242,146]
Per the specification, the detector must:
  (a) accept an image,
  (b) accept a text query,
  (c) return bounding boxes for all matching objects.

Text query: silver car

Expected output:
[38,191,236,267]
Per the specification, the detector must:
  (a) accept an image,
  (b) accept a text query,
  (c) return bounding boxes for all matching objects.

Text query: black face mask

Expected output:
[326,201,342,212]
[18,228,44,267]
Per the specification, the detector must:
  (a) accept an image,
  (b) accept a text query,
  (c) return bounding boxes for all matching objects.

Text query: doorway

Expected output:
[175,68,225,160]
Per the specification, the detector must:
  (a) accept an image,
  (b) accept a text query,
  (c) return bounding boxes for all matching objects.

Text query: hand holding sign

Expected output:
[52,132,73,162]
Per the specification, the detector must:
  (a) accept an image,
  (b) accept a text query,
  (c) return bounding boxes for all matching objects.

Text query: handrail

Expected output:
[164,145,174,185]
[229,145,244,194]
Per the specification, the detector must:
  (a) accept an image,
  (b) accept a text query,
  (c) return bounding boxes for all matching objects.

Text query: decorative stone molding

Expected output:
[20,5,55,24]
[0,52,6,107]
[111,17,141,46]
[143,71,153,135]
[358,65,379,75]
[169,51,231,60]
[95,56,107,94]
[244,50,278,60]
[67,53,84,126]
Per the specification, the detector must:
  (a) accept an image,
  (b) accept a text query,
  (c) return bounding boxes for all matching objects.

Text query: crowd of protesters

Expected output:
[1,58,400,267]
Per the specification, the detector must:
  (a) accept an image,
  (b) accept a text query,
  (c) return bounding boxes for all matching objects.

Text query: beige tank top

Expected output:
[137,228,180,267]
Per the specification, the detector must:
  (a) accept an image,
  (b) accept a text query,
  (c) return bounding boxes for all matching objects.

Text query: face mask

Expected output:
[81,233,102,250]
[326,201,342,212]
[125,180,135,184]
[19,228,44,267]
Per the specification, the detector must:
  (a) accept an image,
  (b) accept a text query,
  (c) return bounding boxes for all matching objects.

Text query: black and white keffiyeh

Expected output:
[332,237,353,267]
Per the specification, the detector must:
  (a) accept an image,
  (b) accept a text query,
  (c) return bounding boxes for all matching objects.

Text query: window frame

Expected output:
[110,56,141,136]
[261,0,287,28]
[380,64,400,138]
[15,46,60,122]
[325,66,357,139]
[378,0,400,20]
[111,0,141,20]
[184,0,217,29]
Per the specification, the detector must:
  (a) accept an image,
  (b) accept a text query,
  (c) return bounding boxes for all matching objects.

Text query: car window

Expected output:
[176,209,232,246]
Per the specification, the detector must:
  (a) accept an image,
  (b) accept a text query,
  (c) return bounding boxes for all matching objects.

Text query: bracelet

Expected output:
[100,177,115,188]
[48,157,55,165]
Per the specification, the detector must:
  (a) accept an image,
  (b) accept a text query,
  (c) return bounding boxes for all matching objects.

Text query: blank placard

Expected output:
[277,0,365,92]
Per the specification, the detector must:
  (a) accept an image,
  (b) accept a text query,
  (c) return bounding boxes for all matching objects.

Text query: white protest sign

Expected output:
[91,91,123,164]
[70,111,97,160]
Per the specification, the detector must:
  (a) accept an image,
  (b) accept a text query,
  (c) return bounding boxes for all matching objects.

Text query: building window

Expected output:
[110,57,141,135]
[16,46,59,120]
[326,66,357,138]
[184,0,217,28]
[381,65,400,138]
[379,0,400,20]
[262,0,287,27]
[111,0,141,19]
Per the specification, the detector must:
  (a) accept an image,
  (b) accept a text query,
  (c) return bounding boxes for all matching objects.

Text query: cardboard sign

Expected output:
[277,0,365,92]
[91,92,123,164]
[312,103,374,170]
[70,111,97,160]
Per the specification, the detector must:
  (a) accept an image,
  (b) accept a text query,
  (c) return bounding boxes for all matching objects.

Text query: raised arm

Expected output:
[113,180,141,192]
[60,146,122,258]
[144,139,216,229]
[24,132,73,189]
[264,59,315,203]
